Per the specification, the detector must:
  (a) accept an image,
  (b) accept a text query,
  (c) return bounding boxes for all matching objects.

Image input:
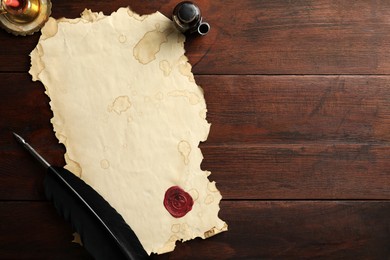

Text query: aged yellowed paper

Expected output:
[30,7,227,254]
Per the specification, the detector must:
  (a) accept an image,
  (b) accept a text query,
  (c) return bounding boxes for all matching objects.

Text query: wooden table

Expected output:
[1,0,389,259]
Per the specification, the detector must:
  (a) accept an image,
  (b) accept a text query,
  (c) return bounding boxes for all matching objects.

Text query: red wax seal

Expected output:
[164,186,193,218]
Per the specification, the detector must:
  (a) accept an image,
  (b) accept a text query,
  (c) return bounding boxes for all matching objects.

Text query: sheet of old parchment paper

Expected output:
[29,7,227,255]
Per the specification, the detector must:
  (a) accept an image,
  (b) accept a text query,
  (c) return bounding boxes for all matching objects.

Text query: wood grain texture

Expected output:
[203,143,390,200]
[0,202,93,260]
[197,75,390,144]
[1,74,389,200]
[2,0,390,74]
[169,201,390,259]
[2,74,390,146]
[0,201,389,259]
[0,0,389,258]
[3,142,390,200]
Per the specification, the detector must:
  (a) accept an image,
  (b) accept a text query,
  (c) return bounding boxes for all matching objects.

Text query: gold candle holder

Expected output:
[0,0,51,36]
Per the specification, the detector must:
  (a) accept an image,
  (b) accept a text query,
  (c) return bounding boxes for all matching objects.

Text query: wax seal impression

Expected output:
[172,1,210,36]
[164,186,194,218]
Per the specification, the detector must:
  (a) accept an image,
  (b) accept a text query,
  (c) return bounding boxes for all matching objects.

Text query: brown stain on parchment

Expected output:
[171,224,180,233]
[188,189,199,201]
[159,60,172,76]
[133,26,173,65]
[100,159,110,169]
[118,34,127,43]
[168,90,200,105]
[204,227,216,238]
[178,55,195,82]
[127,9,148,21]
[155,92,164,101]
[178,140,191,165]
[204,194,214,205]
[108,96,132,115]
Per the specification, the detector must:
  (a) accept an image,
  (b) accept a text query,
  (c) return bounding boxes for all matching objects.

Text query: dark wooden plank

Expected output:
[1,201,389,259]
[0,150,64,201]
[0,202,92,259]
[2,74,390,146]
[2,143,390,200]
[2,0,390,74]
[0,1,388,260]
[1,74,390,200]
[169,201,390,259]
[0,73,57,149]
[197,75,390,145]
[202,143,390,200]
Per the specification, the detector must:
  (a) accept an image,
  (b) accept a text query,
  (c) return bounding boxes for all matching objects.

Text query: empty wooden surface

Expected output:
[0,0,389,259]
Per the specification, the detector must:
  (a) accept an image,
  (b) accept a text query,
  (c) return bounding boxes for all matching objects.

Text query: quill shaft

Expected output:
[13,132,50,168]
[48,166,120,244]
[14,133,148,260]
[46,166,148,260]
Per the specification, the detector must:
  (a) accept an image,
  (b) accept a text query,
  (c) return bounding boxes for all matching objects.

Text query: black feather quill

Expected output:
[13,133,148,260]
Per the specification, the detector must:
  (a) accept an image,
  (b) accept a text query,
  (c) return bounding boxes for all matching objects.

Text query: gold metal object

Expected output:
[0,0,51,36]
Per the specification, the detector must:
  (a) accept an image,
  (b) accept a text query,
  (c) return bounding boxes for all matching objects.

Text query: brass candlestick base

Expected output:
[0,0,51,36]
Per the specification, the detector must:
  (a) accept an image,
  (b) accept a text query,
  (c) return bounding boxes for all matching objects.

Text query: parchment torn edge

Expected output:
[29,7,228,255]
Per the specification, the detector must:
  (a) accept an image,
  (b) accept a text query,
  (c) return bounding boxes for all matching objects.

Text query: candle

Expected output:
[4,0,20,8]
[0,0,51,36]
